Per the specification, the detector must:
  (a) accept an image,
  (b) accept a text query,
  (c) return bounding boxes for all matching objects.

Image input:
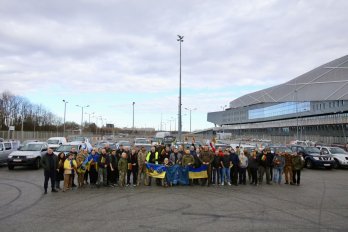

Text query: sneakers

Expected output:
[227,182,231,186]
[133,184,137,187]
[221,182,225,186]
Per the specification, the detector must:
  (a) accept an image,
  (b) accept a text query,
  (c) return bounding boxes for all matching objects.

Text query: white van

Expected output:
[47,137,67,151]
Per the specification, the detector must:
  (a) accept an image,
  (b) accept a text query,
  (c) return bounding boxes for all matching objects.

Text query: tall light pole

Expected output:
[185,107,197,133]
[62,100,68,137]
[132,102,135,130]
[85,112,95,124]
[177,35,184,141]
[76,104,89,134]
[295,90,299,141]
[171,117,176,132]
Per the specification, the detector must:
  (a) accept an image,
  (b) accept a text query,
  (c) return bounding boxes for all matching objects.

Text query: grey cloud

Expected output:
[1,0,348,99]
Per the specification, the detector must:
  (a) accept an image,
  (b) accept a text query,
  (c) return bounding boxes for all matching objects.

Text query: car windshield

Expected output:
[119,141,130,146]
[275,147,292,153]
[135,139,148,144]
[20,144,42,151]
[305,147,320,153]
[56,145,77,152]
[330,147,347,154]
[73,137,85,142]
[47,139,59,144]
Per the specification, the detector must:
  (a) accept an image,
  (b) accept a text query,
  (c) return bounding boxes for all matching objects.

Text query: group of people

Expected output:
[40,141,304,194]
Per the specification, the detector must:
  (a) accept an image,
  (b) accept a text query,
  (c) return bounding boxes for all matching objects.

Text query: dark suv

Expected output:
[289,145,335,169]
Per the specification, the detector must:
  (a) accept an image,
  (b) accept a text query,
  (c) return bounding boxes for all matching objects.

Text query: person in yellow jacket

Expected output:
[63,153,77,192]
[145,146,158,186]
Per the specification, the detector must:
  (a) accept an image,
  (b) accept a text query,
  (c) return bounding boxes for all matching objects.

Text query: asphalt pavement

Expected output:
[0,166,347,232]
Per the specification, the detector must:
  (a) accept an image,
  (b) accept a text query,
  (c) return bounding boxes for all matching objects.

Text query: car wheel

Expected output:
[34,158,40,170]
[306,159,313,169]
[8,165,14,170]
[333,159,340,169]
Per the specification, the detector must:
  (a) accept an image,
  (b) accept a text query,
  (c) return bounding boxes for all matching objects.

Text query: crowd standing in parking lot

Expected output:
[40,139,305,194]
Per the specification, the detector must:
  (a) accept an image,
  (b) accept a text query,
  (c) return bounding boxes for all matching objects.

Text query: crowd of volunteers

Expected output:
[40,141,304,194]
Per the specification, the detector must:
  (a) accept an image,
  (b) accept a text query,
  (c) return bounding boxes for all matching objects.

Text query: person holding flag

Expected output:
[145,146,159,186]
[63,152,77,192]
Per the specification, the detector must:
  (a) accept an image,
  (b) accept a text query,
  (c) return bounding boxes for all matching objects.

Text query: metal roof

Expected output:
[229,55,348,108]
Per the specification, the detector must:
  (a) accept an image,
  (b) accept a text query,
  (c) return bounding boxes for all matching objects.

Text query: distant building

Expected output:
[206,55,348,144]
[106,124,114,128]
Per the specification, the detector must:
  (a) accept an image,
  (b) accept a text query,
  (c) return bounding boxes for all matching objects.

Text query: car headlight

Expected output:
[8,155,13,158]
[313,157,320,160]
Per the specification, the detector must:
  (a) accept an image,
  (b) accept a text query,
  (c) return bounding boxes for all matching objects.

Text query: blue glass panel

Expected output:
[248,102,310,120]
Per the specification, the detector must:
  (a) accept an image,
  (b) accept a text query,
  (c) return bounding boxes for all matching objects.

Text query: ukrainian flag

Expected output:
[188,165,208,179]
[146,163,166,179]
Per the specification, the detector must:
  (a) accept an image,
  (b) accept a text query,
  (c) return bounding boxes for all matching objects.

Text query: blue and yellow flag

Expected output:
[146,163,166,179]
[188,165,208,179]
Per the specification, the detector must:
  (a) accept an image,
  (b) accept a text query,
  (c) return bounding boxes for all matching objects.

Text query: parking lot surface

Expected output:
[0,167,347,232]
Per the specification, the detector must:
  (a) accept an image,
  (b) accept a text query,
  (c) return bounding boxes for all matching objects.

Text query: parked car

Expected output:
[134,138,150,145]
[0,140,20,165]
[94,141,117,150]
[289,145,334,169]
[268,146,293,154]
[117,141,131,149]
[54,142,84,156]
[319,146,348,168]
[7,142,48,170]
[47,137,67,151]
[18,140,39,149]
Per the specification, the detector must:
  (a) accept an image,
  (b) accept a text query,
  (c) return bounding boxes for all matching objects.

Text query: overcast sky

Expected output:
[1,0,348,131]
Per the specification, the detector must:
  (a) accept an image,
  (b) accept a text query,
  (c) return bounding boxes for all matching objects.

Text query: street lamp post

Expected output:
[85,112,95,124]
[185,107,197,133]
[62,100,68,137]
[295,90,299,141]
[76,104,89,134]
[132,102,135,130]
[177,35,184,141]
[171,117,176,132]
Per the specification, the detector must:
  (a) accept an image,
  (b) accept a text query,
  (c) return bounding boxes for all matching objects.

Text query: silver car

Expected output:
[320,146,348,168]
[7,142,48,170]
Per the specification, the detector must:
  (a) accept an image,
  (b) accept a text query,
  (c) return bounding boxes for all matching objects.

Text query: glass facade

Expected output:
[248,102,310,120]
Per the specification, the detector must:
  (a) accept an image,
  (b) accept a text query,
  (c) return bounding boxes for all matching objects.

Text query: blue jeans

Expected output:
[221,167,230,183]
[273,167,283,184]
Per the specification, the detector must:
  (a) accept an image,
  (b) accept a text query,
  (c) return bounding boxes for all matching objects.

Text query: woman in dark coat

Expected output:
[55,152,66,190]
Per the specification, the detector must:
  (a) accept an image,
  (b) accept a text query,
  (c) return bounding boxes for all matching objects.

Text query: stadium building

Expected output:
[206,55,348,144]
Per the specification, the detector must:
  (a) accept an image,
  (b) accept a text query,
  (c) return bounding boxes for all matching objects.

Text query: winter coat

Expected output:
[248,156,259,169]
[64,159,77,175]
[98,153,110,169]
[239,154,248,168]
[292,155,303,170]
[41,153,58,172]
[169,152,182,165]
[199,150,214,164]
[230,152,240,167]
[273,154,285,168]
[182,154,195,166]
[118,157,128,172]
[137,150,147,167]
[212,155,221,168]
